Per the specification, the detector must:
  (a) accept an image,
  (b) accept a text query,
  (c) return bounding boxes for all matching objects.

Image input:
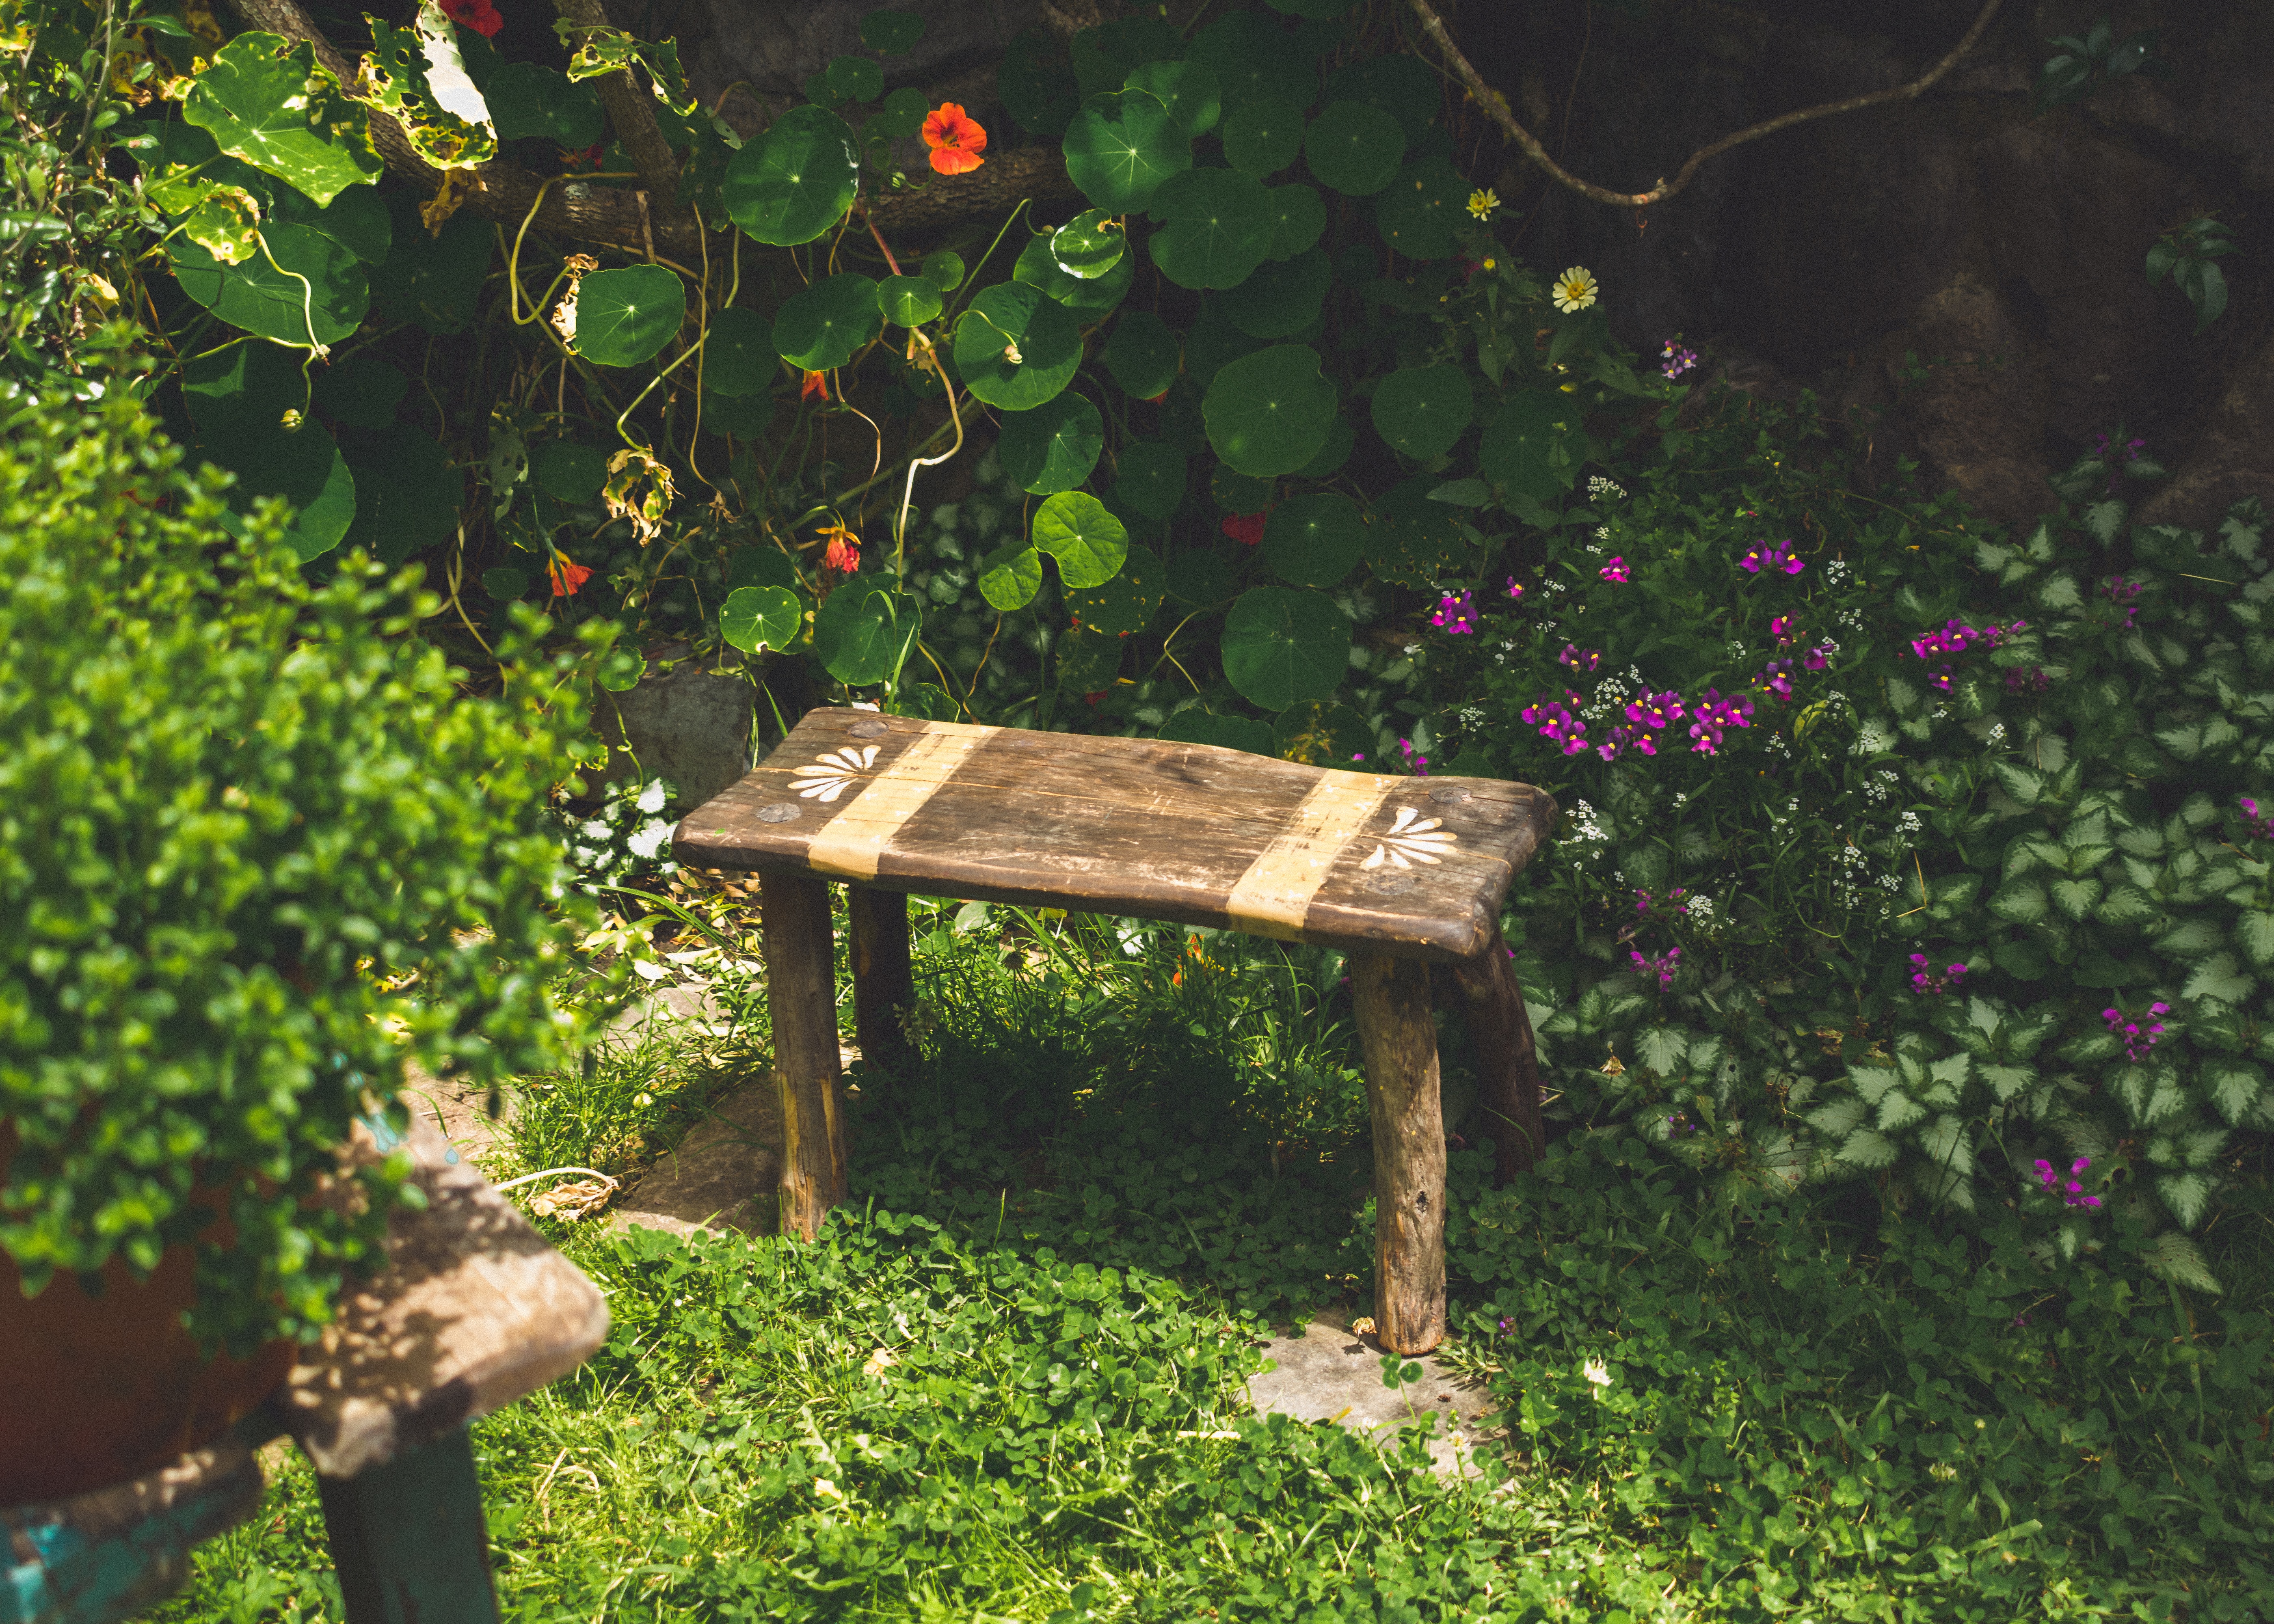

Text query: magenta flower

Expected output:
[1770,615,1797,646]
[1630,946,1681,987]
[1596,724,1656,761]
[2005,666,2051,697]
[1431,590,1479,634]
[1504,577,1526,601]
[1687,688,1755,754]
[1626,690,1685,730]
[1738,539,1803,576]
[2103,576,2145,631]
[1909,954,1968,996]
[1397,737,1431,777]
[1559,643,1603,675]
[1660,339,1698,380]
[1634,888,1689,917]
[2034,1155,2104,1210]
[1803,641,1836,672]
[2103,1001,2170,1062]
[1599,556,1630,583]
[2242,797,2274,840]
[1910,619,1978,661]
[1755,658,1795,701]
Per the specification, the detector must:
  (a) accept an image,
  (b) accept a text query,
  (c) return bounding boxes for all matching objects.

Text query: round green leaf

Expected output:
[813,581,921,686]
[1147,167,1274,291]
[275,184,389,265]
[727,547,800,592]
[182,342,300,433]
[182,33,382,207]
[1064,542,1162,635]
[1015,231,1133,317]
[1218,246,1330,338]
[720,584,803,653]
[202,419,357,564]
[1073,15,1183,100]
[485,62,602,147]
[774,273,882,371]
[826,54,883,104]
[312,356,404,429]
[1295,414,1354,477]
[999,28,1079,138]
[1160,709,1274,754]
[1376,156,1468,261]
[722,106,860,246]
[1479,390,1582,501]
[1211,465,1274,514]
[876,86,929,138]
[1124,60,1220,136]
[1166,550,1236,607]
[482,566,530,599]
[1266,184,1328,259]
[704,389,775,437]
[1323,55,1440,143]
[703,307,776,396]
[1304,99,1404,196]
[878,274,944,327]
[1262,492,1364,587]
[1032,490,1128,588]
[1202,345,1337,476]
[999,393,1104,494]
[1113,441,1186,521]
[1364,481,1468,586]
[951,283,1082,410]
[1056,624,1124,692]
[1189,11,1317,112]
[576,265,686,368]
[860,9,925,53]
[1370,363,1472,459]
[373,203,489,335]
[1222,95,1303,176]
[536,440,607,502]
[1052,210,1127,280]
[1185,299,1267,389]
[1105,311,1180,398]
[1221,585,1350,710]
[341,422,458,566]
[1062,88,1192,214]
[1274,700,1373,767]
[978,542,1044,611]
[171,224,367,347]
[920,249,966,291]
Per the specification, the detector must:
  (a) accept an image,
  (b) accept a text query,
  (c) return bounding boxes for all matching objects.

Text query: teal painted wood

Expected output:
[316,1428,498,1624]
[0,1442,262,1624]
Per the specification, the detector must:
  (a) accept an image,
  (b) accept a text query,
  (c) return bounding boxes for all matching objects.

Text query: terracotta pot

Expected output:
[0,1132,296,1505]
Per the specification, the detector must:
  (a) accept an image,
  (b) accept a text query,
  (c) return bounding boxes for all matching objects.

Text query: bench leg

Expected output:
[847,886,913,1079]
[1440,928,1547,1185]
[316,1427,497,1624]
[761,871,847,1240]
[1349,953,1446,1356]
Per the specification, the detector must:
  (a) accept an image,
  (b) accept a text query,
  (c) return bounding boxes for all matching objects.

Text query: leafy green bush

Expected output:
[0,382,609,1352]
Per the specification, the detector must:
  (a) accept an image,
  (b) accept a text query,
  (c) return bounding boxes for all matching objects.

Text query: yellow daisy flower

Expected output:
[1466,187,1500,219]
[1552,266,1599,313]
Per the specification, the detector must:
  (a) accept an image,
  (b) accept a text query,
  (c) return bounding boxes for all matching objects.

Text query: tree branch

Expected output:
[1405,0,2005,210]
[551,0,683,208]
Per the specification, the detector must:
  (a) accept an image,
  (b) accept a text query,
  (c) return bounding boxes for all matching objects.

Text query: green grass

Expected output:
[158,905,2274,1622]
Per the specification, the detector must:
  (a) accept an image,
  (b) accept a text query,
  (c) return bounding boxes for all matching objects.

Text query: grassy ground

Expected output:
[158,903,2274,1622]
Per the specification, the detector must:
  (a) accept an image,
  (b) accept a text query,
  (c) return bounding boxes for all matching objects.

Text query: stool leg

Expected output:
[316,1427,497,1624]
[762,871,847,1240]
[1442,927,1547,1184]
[1349,953,1446,1356]
[847,886,914,1079]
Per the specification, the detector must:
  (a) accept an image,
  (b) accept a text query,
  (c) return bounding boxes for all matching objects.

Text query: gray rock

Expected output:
[594,655,757,813]
[1245,1317,1502,1480]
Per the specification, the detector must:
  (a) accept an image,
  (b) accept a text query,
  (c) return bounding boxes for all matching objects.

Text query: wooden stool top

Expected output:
[675,709,1557,962]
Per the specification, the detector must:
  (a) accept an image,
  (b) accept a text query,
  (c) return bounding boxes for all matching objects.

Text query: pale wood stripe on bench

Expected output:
[1225,771,1396,940]
[803,721,992,880]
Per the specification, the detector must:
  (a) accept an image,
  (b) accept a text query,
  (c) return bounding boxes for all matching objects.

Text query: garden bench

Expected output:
[2,1112,608,1624]
[674,708,1557,1354]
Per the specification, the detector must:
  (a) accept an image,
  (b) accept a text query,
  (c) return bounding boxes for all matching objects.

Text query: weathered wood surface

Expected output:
[1435,929,1548,1184]
[1351,955,1448,1356]
[847,885,914,1077]
[274,1113,610,1479]
[676,710,1556,963]
[763,872,849,1240]
[0,1438,262,1624]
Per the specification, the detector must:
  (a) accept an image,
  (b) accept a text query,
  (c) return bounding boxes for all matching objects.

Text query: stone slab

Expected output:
[1245,1317,1501,1480]
[607,1080,784,1240]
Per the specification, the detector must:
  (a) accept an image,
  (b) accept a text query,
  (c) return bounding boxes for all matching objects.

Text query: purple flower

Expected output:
[1432,590,1479,634]
[1596,723,1656,761]
[1626,690,1685,730]
[2103,1000,2171,1063]
[1739,539,1803,576]
[1660,338,1698,380]
[1770,615,1797,646]
[1634,888,1688,917]
[1398,737,1431,777]
[1505,577,1526,601]
[1559,643,1603,674]
[1980,620,2029,649]
[1803,641,1836,672]
[1927,665,1954,693]
[1630,946,1681,987]
[1688,689,1755,755]
[1910,619,1978,661]
[2103,575,2145,631]
[2005,666,2051,697]
[1754,658,1795,701]
[1910,954,1968,996]
[2034,1155,2103,1210]
[2242,797,2274,841]
[1600,557,1630,584]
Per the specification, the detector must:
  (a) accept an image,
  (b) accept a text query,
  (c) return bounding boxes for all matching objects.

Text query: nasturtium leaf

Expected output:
[342,422,460,566]
[1323,55,1440,143]
[1052,209,1127,280]
[1295,413,1354,477]
[1262,491,1364,586]
[1211,465,1274,514]
[1062,88,1191,214]
[182,341,302,432]
[1185,299,1267,389]
[1222,585,1350,710]
[978,541,1045,611]
[920,249,966,291]
[373,201,491,334]
[1014,231,1133,317]
[1032,490,1128,588]
[814,581,922,687]
[1219,246,1331,338]
[826,54,883,104]
[1189,11,1317,112]
[722,106,859,246]
[1376,156,1468,260]
[1479,389,1582,501]
[536,440,607,502]
[1157,376,1209,453]
[171,225,367,348]
[999,28,1079,138]
[703,388,775,436]
[1064,542,1163,635]
[999,393,1105,494]
[201,419,358,563]
[951,283,1082,410]
[1105,311,1180,398]
[773,272,882,371]
[313,356,405,429]
[1147,166,1274,291]
[1370,363,1472,459]
[1364,479,1468,585]
[272,184,391,265]
[1073,15,1184,100]
[1304,99,1404,195]
[803,69,832,106]
[1265,184,1327,261]
[1166,550,1236,607]
[1113,440,1186,521]
[482,567,530,599]
[1057,624,1124,691]
[1274,699,1373,767]
[720,584,803,652]
[1124,59,1220,136]
[1203,344,1337,476]
[874,274,942,328]
[876,86,929,138]
[1159,709,1273,754]
[727,547,800,592]
[860,9,924,53]
[703,307,776,396]
[1223,95,1303,176]
[1099,488,1162,544]
[183,32,382,207]
[485,62,603,147]
[357,12,494,172]
[164,181,262,265]
[576,264,685,367]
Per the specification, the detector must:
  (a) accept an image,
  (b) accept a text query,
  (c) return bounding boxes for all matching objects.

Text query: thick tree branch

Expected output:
[551,0,682,207]
[1405,0,2004,209]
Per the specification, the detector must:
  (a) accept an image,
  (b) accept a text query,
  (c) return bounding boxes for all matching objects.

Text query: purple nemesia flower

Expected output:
[2103,575,2145,631]
[1910,954,1968,996]
[1687,688,1755,755]
[1980,620,2029,649]
[1660,338,1698,380]
[1505,577,1526,601]
[1432,590,1479,634]
[1596,723,1656,761]
[1927,665,1955,693]
[1804,640,1837,671]
[1351,753,1366,762]
[2094,431,2148,493]
[1739,538,1804,576]
[1627,690,1686,730]
[2034,1155,2104,1210]
[1770,615,1797,646]
[1630,946,1682,987]
[2242,797,2274,840]
[1910,619,1978,661]
[1755,658,1795,701]
[2103,1000,2171,1062]
[1600,556,1630,583]
[1559,643,1604,674]
[1634,888,1689,917]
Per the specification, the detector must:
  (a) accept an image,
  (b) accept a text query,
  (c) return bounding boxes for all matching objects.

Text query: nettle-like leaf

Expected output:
[357,6,497,171]
[186,33,384,205]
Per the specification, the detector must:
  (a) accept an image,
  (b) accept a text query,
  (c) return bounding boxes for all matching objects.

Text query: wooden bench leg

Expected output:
[1439,927,1547,1185]
[316,1427,497,1624]
[761,871,847,1240]
[847,886,913,1078]
[1349,953,1446,1356]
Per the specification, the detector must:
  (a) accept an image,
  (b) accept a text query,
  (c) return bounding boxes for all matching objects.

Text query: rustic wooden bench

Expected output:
[2,1112,609,1624]
[674,708,1556,1354]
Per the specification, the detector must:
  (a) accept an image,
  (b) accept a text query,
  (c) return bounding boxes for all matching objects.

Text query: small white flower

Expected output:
[1582,1358,1612,1388]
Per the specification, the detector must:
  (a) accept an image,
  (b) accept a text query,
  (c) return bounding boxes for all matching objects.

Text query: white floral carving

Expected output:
[1360,804,1458,870]
[789,743,879,803]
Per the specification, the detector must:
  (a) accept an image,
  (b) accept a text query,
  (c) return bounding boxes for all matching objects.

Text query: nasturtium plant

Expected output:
[1203,345,1338,476]
[720,583,802,653]
[877,274,943,328]
[1148,167,1275,291]
[1219,247,1331,338]
[1303,99,1403,195]
[702,307,776,396]
[1032,491,1129,589]
[1112,441,1187,522]
[1262,492,1365,587]
[485,62,603,147]
[773,273,881,372]
[721,106,860,245]
[171,226,367,348]
[182,33,382,207]
[1371,364,1473,459]
[813,580,921,687]
[999,394,1105,495]
[1051,210,1126,280]
[575,265,686,368]
[1062,88,1191,214]
[1124,59,1221,136]
[952,283,1081,410]
[1221,585,1350,709]
[1105,312,1181,398]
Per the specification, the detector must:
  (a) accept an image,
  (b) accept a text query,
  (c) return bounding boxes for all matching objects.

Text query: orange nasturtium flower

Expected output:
[922,104,987,175]
[547,556,594,597]
[817,522,860,574]
[800,369,830,402]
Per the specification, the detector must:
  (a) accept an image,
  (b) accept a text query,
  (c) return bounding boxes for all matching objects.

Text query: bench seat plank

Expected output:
[676,710,1556,962]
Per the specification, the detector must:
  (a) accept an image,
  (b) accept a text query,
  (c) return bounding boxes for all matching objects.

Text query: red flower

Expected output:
[559,143,601,171]
[1221,510,1269,546]
[922,104,987,175]
[801,369,830,402]
[440,0,502,39]
[818,523,860,574]
[548,556,594,596]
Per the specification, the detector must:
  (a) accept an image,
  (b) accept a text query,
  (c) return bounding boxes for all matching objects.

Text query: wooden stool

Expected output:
[675,708,1556,1354]
[3,1112,609,1624]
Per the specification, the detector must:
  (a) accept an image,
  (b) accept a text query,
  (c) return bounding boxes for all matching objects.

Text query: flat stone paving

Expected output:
[1246,1316,1502,1480]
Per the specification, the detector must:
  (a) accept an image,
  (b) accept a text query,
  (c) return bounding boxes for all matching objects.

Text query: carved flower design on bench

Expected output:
[1361,805,1459,870]
[789,744,881,803]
